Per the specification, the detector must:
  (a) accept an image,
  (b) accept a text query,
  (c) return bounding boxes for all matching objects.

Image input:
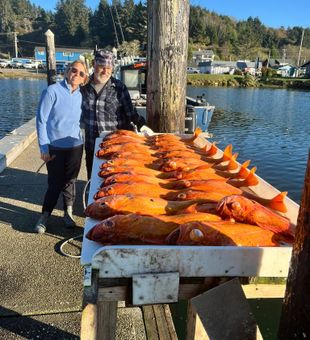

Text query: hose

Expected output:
[59,179,91,258]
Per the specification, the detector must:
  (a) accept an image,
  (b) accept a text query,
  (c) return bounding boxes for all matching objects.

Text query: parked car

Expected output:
[10,60,23,68]
[0,59,10,68]
[23,61,37,69]
[187,67,200,74]
[56,62,67,74]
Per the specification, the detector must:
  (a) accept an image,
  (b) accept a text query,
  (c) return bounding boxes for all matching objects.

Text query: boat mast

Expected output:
[109,5,119,47]
[297,28,305,67]
[114,4,125,43]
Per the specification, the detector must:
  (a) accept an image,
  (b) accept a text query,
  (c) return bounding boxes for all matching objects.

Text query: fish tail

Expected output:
[188,127,202,142]
[269,192,288,213]
[226,153,239,170]
[235,160,251,179]
[222,144,233,161]
[242,167,259,186]
[205,142,218,156]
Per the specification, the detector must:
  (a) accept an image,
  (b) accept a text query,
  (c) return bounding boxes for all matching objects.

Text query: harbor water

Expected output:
[0,79,308,203]
[0,79,45,139]
[188,86,310,203]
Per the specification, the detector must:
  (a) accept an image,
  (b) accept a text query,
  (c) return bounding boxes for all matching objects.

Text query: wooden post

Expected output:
[147,0,190,133]
[278,150,310,339]
[45,29,56,85]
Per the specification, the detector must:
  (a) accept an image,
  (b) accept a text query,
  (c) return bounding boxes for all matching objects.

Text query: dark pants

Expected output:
[42,145,83,214]
[85,146,95,181]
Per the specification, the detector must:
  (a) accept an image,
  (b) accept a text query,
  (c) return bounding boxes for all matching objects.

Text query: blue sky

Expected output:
[31,0,310,29]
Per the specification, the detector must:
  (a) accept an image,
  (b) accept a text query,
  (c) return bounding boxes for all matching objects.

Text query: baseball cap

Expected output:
[94,50,114,68]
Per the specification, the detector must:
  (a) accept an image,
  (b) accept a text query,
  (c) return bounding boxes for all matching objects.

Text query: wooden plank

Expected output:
[80,303,97,340]
[153,305,174,340]
[186,278,262,340]
[142,305,159,340]
[97,282,214,303]
[163,305,178,340]
[242,284,286,298]
[96,301,118,340]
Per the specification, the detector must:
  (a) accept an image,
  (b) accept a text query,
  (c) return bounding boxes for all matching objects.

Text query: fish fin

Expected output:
[188,127,202,142]
[235,160,251,179]
[226,153,239,170]
[242,167,259,186]
[222,144,233,161]
[205,142,218,156]
[194,163,213,170]
[269,192,288,213]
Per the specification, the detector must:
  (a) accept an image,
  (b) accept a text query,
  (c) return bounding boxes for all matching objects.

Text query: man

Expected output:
[81,50,143,179]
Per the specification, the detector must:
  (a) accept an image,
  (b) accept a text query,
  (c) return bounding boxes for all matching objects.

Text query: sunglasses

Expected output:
[70,67,85,77]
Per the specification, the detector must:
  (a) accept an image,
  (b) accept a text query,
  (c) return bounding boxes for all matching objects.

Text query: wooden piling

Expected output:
[278,150,310,339]
[45,29,56,85]
[146,0,190,133]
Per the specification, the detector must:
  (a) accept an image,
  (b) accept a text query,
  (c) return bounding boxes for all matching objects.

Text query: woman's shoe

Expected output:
[34,212,49,234]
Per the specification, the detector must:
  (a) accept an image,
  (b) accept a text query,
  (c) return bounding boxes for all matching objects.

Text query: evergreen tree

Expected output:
[90,0,114,48]
[54,0,90,46]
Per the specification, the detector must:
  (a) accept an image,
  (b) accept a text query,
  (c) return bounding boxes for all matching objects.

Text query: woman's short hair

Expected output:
[65,60,89,85]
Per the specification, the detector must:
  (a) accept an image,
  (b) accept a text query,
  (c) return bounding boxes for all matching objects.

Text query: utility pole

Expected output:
[14,32,18,58]
[266,49,271,68]
[0,32,18,57]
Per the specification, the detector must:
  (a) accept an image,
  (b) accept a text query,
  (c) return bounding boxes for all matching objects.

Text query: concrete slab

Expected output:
[0,134,148,338]
[0,118,37,173]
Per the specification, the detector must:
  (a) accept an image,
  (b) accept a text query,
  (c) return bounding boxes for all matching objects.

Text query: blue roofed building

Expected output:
[34,46,93,64]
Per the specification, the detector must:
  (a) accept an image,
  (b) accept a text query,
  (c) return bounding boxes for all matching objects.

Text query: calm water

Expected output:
[188,86,310,203]
[0,79,46,138]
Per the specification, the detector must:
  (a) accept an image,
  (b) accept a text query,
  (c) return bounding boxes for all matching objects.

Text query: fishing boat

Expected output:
[115,61,215,132]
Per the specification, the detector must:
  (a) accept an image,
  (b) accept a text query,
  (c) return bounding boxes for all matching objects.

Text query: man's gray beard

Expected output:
[94,72,110,84]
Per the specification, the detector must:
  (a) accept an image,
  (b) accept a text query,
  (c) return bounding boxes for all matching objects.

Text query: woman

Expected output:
[35,60,88,233]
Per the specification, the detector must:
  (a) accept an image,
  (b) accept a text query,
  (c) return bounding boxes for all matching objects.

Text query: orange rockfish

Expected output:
[166,221,280,247]
[86,212,221,245]
[216,195,294,242]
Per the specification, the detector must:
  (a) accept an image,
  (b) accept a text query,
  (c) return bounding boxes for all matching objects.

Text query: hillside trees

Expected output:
[0,0,309,63]
[54,0,90,46]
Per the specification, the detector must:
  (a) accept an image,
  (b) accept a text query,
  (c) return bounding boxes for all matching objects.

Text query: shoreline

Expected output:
[0,68,47,80]
[1,69,310,90]
[187,74,310,90]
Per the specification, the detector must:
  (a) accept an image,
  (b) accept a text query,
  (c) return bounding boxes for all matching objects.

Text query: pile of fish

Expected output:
[85,129,295,247]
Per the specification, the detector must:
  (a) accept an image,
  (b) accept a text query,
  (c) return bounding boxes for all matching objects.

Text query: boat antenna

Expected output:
[109,5,120,47]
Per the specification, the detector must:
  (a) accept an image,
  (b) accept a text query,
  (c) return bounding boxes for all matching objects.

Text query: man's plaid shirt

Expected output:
[81,76,135,151]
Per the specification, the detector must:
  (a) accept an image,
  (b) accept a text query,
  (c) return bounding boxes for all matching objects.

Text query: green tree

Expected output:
[54,0,90,46]
[90,0,114,48]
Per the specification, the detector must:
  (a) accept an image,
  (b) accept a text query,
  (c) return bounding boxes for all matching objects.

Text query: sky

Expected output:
[30,0,310,29]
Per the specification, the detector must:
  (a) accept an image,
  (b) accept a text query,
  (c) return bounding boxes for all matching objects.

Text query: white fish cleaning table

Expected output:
[80,135,299,339]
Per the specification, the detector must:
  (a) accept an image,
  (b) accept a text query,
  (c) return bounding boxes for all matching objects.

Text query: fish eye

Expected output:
[190,229,204,241]
[105,220,114,229]
[231,202,241,210]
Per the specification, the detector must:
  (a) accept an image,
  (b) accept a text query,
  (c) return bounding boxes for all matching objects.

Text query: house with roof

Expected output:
[198,60,236,74]
[236,60,261,75]
[192,49,215,65]
[34,46,93,65]
[300,61,310,78]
